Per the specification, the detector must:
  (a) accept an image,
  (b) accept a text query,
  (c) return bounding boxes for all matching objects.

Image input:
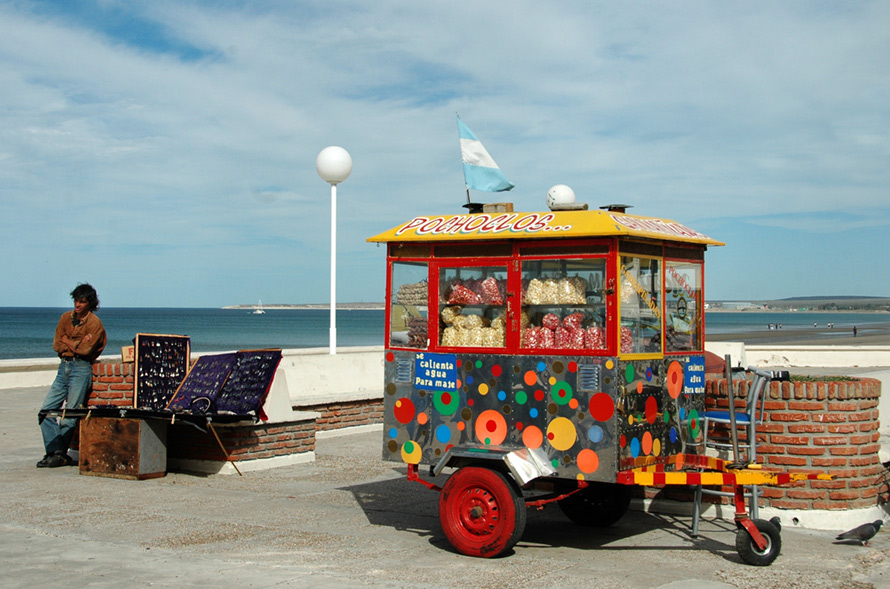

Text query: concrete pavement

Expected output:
[3,384,889,588]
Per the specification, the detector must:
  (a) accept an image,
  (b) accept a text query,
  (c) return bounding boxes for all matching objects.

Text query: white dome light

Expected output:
[546,184,576,210]
[316,146,352,185]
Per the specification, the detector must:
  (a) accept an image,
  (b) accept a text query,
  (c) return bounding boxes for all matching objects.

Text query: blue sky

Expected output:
[1,1,888,308]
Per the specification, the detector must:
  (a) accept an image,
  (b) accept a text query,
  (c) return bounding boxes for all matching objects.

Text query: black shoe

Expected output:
[36,454,67,468]
[63,454,76,466]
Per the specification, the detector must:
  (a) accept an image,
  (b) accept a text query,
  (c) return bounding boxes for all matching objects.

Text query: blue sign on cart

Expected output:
[684,356,706,394]
[414,352,458,391]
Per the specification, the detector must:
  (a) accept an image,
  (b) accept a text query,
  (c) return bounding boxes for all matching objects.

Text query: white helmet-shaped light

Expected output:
[546,184,576,210]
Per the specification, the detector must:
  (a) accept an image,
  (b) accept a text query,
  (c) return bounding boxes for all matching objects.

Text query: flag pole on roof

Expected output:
[457,115,514,213]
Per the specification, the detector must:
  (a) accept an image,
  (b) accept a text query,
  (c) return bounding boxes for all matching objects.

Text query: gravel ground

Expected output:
[2,385,889,588]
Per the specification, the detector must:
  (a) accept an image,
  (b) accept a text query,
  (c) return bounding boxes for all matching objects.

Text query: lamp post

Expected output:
[316,146,352,355]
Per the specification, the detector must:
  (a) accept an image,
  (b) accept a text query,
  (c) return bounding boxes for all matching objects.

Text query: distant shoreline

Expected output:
[708,322,890,346]
[223,304,385,311]
[706,308,890,314]
[222,304,889,314]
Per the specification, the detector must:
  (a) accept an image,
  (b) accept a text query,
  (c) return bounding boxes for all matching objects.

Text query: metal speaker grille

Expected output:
[395,359,413,383]
[577,364,601,391]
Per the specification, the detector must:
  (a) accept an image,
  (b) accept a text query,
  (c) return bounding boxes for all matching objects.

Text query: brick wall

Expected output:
[83,360,317,466]
[89,361,135,407]
[299,399,384,433]
[701,375,888,510]
[167,421,316,462]
[88,361,385,434]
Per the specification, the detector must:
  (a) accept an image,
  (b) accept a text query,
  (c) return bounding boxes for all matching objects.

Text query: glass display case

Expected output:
[383,246,707,357]
[390,261,429,349]
[374,210,719,358]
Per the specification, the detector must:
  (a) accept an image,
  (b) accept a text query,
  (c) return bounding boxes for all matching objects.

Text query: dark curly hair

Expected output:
[70,283,100,311]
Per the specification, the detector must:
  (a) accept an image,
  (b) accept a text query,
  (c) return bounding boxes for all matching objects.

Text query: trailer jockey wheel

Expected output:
[735,519,782,566]
[438,466,526,558]
[558,482,632,527]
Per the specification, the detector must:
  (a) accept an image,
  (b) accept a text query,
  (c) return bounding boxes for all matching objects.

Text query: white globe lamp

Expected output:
[316,146,352,185]
[317,146,352,355]
[546,184,576,210]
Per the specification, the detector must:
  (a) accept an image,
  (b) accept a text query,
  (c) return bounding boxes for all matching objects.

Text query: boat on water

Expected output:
[252,300,265,315]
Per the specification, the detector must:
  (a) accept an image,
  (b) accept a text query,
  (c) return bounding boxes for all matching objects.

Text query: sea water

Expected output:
[1,307,886,361]
[0,308,384,360]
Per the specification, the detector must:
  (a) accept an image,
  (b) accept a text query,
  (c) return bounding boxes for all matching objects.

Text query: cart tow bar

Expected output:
[526,480,589,510]
[406,463,442,492]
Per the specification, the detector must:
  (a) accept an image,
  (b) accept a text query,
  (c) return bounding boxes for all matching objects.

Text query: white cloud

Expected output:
[1,1,889,305]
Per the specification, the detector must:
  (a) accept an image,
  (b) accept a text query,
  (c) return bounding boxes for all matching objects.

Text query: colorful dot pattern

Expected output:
[383,352,705,482]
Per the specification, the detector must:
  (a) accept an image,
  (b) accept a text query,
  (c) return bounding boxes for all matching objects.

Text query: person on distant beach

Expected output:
[36,283,107,468]
[853,326,858,337]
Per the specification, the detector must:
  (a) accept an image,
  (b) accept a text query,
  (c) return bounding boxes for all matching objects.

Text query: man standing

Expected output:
[37,283,107,468]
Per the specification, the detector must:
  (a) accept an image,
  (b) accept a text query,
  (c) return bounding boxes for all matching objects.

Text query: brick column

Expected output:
[89,361,135,407]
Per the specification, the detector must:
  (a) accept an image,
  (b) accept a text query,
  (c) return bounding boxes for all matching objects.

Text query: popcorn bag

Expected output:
[440,305,463,325]
[563,312,584,330]
[439,303,502,348]
[585,325,606,350]
[480,277,504,305]
[555,326,571,349]
[541,313,560,331]
[620,326,634,354]
[542,278,559,304]
[569,327,586,348]
[556,277,587,305]
[448,284,482,305]
[525,279,545,304]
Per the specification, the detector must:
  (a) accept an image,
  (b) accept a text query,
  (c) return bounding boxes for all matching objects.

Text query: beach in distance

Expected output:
[707,322,890,346]
[705,309,890,346]
[2,307,889,361]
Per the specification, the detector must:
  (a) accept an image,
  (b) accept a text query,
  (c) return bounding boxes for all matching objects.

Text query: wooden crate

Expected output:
[79,417,167,480]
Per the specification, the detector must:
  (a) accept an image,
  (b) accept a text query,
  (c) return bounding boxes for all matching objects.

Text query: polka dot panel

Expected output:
[613,357,708,467]
[382,352,692,480]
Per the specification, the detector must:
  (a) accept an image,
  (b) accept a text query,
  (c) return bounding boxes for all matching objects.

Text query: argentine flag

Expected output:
[457,116,514,192]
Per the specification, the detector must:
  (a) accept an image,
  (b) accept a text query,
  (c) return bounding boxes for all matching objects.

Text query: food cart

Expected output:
[367,204,827,564]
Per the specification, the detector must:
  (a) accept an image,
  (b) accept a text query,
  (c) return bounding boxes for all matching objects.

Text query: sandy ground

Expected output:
[2,384,890,588]
[708,322,890,347]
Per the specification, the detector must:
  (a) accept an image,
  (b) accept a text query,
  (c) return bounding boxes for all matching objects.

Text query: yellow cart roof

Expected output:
[367,209,723,246]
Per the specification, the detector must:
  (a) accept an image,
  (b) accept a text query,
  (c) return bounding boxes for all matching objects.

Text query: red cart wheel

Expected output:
[736,518,782,566]
[438,466,526,558]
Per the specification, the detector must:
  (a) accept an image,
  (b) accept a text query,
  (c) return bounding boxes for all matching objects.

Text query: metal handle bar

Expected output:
[746,367,790,382]
[722,362,790,467]
[727,365,790,383]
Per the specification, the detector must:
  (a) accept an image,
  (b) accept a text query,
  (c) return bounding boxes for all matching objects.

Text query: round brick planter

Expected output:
[703,375,888,511]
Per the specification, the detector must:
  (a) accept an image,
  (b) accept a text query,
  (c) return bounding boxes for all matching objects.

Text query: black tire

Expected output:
[736,518,782,566]
[439,467,526,558]
[557,482,632,527]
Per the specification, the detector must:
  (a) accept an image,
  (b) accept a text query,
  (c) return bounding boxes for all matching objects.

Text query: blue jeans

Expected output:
[39,358,93,455]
